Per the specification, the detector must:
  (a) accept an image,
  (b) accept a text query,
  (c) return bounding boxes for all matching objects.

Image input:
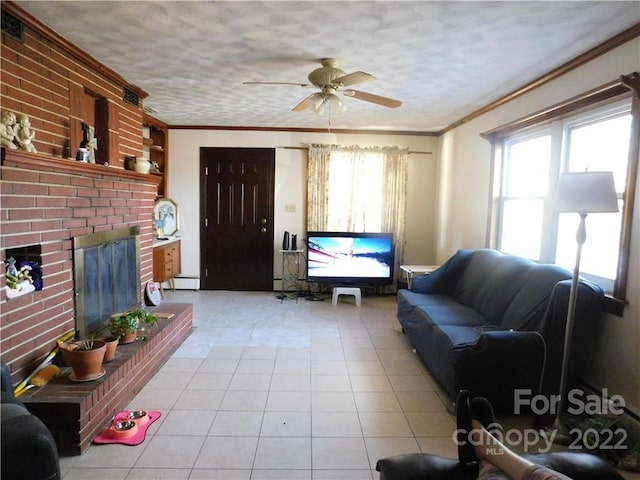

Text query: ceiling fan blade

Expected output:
[333,71,375,87]
[343,89,402,108]
[292,94,318,112]
[243,81,312,87]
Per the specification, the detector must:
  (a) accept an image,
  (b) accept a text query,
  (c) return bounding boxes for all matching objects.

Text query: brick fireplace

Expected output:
[1,149,158,378]
[0,149,193,455]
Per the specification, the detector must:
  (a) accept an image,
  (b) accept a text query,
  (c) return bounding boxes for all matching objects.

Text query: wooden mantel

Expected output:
[0,149,162,186]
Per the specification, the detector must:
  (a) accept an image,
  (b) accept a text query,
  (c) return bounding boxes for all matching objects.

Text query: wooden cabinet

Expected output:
[152,239,181,297]
[143,113,168,197]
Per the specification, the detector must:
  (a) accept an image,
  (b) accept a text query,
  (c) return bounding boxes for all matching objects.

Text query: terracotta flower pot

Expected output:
[119,330,137,344]
[61,339,106,382]
[102,336,119,362]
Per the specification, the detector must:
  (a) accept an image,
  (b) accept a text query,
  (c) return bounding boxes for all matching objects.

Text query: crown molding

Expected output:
[440,22,640,135]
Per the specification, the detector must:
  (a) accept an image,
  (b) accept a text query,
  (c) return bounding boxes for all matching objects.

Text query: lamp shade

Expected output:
[554,171,619,214]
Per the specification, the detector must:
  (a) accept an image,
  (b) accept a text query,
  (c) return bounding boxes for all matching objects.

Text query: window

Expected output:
[499,133,551,260]
[326,149,384,232]
[555,108,631,287]
[306,145,409,291]
[487,83,637,304]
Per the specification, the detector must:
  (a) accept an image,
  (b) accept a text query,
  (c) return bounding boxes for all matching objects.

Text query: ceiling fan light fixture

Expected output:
[310,93,325,111]
[245,58,400,114]
[328,93,347,113]
[314,98,327,116]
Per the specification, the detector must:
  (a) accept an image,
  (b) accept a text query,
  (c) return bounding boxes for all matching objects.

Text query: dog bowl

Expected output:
[127,410,149,426]
[108,420,138,439]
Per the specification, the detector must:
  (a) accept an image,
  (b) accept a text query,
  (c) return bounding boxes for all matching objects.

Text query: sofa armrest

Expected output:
[449,330,546,411]
[1,362,14,393]
[1,403,61,480]
[410,248,473,294]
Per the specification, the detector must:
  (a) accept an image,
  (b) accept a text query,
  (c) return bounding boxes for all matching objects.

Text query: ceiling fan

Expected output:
[243,58,402,114]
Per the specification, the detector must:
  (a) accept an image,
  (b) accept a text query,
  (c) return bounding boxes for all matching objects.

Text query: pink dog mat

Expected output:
[93,410,161,446]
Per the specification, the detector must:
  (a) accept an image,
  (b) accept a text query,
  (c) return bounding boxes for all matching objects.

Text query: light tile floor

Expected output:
[59,291,640,480]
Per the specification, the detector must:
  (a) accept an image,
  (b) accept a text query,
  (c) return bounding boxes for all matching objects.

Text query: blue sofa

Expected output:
[1,363,61,480]
[397,249,604,412]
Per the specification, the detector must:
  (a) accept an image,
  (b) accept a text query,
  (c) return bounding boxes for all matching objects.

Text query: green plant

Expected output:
[109,308,157,338]
[137,309,157,327]
[109,313,139,338]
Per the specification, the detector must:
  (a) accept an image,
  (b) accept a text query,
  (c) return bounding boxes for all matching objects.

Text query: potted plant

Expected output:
[60,338,106,382]
[101,335,119,361]
[110,308,157,344]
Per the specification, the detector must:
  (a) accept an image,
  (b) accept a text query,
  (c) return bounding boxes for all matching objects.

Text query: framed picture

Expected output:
[154,198,179,237]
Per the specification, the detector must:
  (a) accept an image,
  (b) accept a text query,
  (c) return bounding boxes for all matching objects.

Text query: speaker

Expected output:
[291,234,297,251]
[282,231,290,250]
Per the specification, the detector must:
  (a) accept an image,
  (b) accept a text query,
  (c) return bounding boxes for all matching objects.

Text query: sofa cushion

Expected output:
[501,264,571,330]
[452,250,539,325]
[415,304,487,328]
[398,290,457,312]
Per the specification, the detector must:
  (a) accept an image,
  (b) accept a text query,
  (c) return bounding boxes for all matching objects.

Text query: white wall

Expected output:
[436,39,640,415]
[166,130,437,290]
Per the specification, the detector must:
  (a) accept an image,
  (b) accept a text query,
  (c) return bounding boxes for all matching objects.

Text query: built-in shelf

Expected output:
[142,113,168,197]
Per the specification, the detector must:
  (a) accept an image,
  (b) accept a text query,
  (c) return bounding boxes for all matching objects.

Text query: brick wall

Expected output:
[1,2,147,166]
[1,150,159,383]
[0,3,160,383]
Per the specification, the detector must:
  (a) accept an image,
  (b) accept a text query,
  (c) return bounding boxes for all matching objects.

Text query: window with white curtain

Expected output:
[326,149,384,232]
[494,98,633,296]
[306,144,409,290]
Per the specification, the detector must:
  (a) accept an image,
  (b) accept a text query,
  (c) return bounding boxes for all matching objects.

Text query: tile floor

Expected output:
[59,291,640,480]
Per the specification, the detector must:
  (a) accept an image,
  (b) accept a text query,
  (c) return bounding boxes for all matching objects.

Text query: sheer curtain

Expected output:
[307,144,408,291]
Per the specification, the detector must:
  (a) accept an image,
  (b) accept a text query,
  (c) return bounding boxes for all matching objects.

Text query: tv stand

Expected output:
[331,287,362,306]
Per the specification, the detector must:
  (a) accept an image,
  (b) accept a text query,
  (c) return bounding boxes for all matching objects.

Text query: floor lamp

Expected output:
[550,171,619,443]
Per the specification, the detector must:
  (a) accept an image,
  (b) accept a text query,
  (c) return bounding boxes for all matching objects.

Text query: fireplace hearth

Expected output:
[23,302,193,456]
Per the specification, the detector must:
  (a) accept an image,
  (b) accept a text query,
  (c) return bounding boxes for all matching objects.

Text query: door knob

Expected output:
[261,227,267,233]
[261,218,267,224]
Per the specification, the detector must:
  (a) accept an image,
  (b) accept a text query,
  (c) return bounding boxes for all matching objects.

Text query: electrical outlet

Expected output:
[284,204,296,213]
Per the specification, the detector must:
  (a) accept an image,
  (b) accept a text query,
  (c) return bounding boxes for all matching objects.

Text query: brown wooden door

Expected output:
[200,148,275,290]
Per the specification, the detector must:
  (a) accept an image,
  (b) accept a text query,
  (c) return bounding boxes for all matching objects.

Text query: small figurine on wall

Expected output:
[5,257,18,278]
[14,114,37,153]
[1,110,17,149]
[79,122,97,163]
[5,256,36,298]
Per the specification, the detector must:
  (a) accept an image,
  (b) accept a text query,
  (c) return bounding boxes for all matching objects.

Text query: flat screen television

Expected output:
[306,231,394,285]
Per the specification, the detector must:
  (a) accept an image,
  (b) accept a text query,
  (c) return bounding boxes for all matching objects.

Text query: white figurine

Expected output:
[1,110,17,150]
[14,114,37,153]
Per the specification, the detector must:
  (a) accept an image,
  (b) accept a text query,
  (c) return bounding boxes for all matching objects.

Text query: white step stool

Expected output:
[332,287,361,307]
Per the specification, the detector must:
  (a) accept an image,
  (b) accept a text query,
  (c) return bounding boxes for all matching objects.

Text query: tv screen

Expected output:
[306,231,394,285]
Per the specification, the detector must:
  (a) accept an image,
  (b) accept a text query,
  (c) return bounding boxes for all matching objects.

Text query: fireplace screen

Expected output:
[73,227,141,338]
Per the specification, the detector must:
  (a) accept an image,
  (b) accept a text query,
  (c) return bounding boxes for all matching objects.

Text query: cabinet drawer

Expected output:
[163,262,173,278]
[152,239,181,282]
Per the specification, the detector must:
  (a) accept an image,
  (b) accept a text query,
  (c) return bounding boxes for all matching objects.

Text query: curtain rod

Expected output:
[277,146,432,155]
